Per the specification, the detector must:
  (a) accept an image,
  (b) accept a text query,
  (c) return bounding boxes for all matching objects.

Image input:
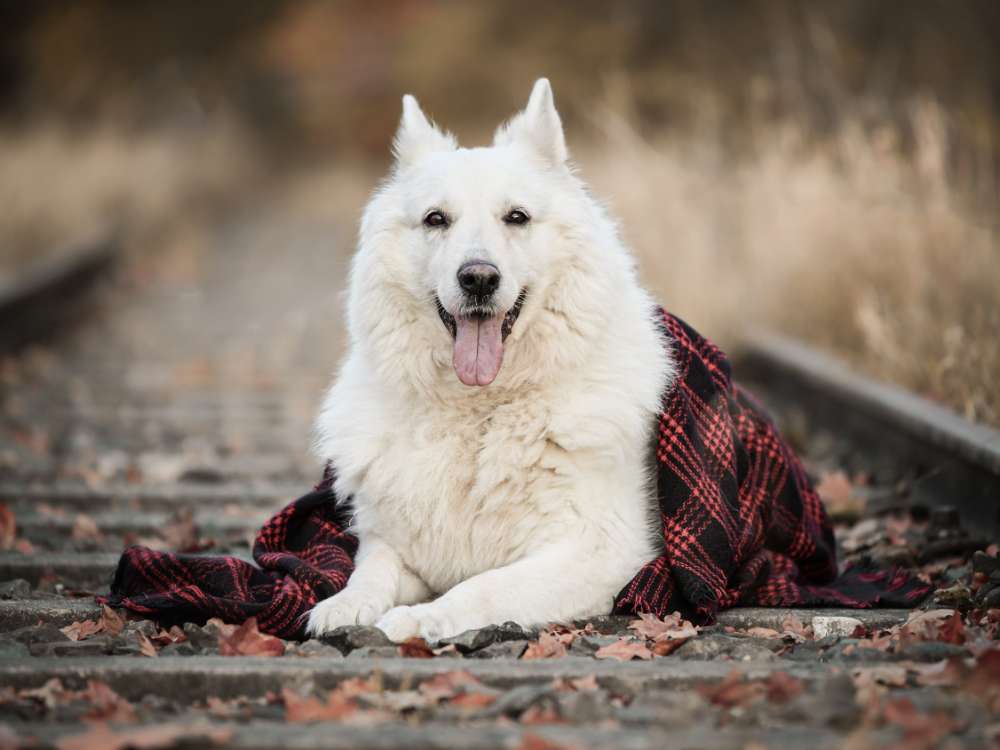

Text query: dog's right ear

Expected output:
[392,95,457,168]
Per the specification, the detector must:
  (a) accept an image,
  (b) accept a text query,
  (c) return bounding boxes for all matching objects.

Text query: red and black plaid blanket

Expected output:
[101,310,930,638]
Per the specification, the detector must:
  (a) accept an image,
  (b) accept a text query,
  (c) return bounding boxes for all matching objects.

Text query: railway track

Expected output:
[0,216,997,749]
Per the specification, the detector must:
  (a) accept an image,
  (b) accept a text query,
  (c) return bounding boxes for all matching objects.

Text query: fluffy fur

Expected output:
[306,79,675,642]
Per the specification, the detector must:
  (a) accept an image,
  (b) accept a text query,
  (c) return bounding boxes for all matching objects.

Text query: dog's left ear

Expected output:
[494,78,568,166]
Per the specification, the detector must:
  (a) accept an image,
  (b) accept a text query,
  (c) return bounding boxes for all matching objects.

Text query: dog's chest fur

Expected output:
[332,386,594,594]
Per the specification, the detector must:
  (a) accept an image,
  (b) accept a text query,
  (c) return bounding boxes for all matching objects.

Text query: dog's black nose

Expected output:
[457,261,501,297]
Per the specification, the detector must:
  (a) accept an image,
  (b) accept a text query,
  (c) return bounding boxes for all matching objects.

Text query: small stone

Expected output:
[126,620,160,638]
[285,639,344,658]
[438,623,529,653]
[466,641,527,659]
[6,623,70,646]
[30,635,114,657]
[159,641,198,656]
[570,635,624,655]
[812,616,864,640]
[894,641,968,662]
[182,622,219,651]
[480,684,554,718]
[0,579,31,599]
[319,625,392,655]
[573,615,632,634]
[933,583,973,608]
[346,645,402,659]
[978,585,1000,608]
[675,634,777,661]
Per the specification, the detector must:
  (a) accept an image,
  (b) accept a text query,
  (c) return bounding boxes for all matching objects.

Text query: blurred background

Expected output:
[1,0,998,431]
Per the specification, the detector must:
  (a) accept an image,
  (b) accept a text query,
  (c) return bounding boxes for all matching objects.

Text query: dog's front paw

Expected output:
[374,604,460,643]
[305,589,391,637]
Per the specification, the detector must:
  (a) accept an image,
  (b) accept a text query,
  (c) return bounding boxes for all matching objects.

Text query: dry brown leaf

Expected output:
[0,505,16,550]
[398,636,435,659]
[20,678,70,708]
[567,674,599,691]
[881,697,960,749]
[698,671,765,708]
[780,615,814,642]
[80,681,136,723]
[852,665,908,689]
[282,687,356,723]
[450,692,497,710]
[149,626,187,647]
[651,637,688,656]
[629,611,698,641]
[71,514,102,542]
[744,626,782,639]
[217,617,284,657]
[135,631,158,658]
[522,631,568,660]
[60,619,103,642]
[98,606,125,637]
[765,672,804,704]
[55,722,231,750]
[816,470,865,518]
[516,733,581,750]
[594,638,653,662]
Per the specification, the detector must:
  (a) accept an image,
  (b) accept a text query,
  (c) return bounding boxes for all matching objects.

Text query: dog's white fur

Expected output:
[306,79,675,642]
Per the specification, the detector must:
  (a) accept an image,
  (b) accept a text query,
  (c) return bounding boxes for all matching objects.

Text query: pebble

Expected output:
[811,616,864,640]
[319,625,393,655]
[0,579,31,599]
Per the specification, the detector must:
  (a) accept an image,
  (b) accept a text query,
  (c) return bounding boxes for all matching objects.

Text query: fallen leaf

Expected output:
[765,671,804,703]
[516,734,581,750]
[698,671,765,708]
[780,615,814,642]
[282,687,356,723]
[419,671,484,702]
[744,626,782,639]
[55,722,231,750]
[449,692,496,710]
[881,697,959,750]
[522,631,568,660]
[936,611,965,645]
[852,665,908,689]
[398,636,435,659]
[71,514,102,542]
[629,611,698,641]
[149,626,187,646]
[594,638,652,661]
[217,617,284,657]
[80,681,136,723]
[651,638,688,656]
[20,678,70,709]
[0,505,16,550]
[60,619,102,642]
[816,471,865,518]
[98,606,125,637]
[135,631,158,658]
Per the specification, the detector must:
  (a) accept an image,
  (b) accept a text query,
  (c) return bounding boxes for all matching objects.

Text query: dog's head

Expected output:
[351,79,610,390]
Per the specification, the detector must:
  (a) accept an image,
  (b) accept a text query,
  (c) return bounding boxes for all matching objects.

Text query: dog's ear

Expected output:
[393,95,457,168]
[493,78,567,166]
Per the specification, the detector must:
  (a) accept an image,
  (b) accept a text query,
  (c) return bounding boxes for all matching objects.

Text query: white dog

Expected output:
[306,79,675,642]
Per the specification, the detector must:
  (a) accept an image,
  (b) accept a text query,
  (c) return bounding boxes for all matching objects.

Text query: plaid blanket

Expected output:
[102,310,930,638]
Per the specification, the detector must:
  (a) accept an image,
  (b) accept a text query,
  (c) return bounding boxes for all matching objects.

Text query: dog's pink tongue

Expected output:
[453,315,505,386]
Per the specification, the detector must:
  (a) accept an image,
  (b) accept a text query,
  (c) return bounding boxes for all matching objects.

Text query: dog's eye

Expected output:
[423,210,449,228]
[502,209,530,226]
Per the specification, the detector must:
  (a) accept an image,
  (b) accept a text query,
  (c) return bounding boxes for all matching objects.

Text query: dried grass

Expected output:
[580,97,999,424]
[0,120,252,281]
